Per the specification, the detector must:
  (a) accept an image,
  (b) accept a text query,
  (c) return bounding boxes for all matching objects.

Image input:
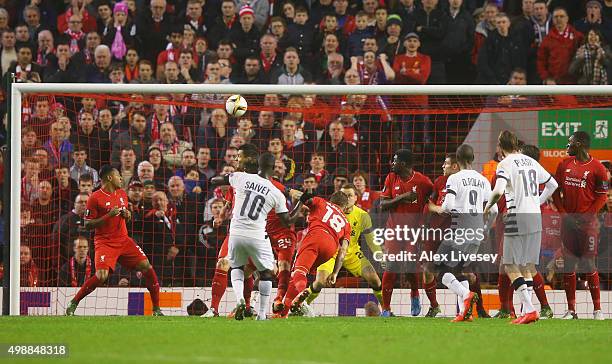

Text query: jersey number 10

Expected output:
[322,205,346,233]
[240,190,266,220]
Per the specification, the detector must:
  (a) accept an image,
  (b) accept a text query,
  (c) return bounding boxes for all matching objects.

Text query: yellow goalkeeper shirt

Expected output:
[346,206,376,254]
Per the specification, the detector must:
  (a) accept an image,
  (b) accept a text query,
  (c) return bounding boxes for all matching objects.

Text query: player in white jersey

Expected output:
[484,131,558,325]
[211,152,298,320]
[436,144,497,322]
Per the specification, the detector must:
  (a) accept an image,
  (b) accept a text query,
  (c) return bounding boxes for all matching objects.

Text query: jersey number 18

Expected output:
[322,205,346,233]
[518,169,538,197]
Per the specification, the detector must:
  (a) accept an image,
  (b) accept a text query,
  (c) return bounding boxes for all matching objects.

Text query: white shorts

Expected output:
[228,234,275,271]
[502,232,541,266]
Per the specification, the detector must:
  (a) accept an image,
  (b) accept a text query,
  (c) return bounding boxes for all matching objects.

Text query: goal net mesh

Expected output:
[11,90,612,316]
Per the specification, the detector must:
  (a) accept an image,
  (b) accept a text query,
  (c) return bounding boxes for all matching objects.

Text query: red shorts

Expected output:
[218,235,230,259]
[293,230,338,275]
[95,237,147,271]
[562,220,599,258]
[270,230,297,262]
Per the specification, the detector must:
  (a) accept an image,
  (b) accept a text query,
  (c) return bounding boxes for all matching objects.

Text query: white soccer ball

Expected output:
[225,94,248,118]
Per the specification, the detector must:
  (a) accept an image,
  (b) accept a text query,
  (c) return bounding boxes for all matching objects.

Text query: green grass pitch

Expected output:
[1,316,611,364]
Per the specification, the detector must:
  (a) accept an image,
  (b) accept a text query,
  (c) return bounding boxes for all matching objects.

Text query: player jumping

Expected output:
[276,191,352,318]
[485,131,558,324]
[66,166,163,316]
[553,131,608,320]
[211,152,298,320]
[300,183,384,316]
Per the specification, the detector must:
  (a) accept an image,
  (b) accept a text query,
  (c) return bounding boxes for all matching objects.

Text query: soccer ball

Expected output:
[225,94,248,117]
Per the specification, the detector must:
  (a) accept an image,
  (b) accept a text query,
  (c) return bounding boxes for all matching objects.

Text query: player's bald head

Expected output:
[456,144,474,165]
[99,165,117,180]
[395,149,413,166]
[572,131,591,149]
[258,152,276,173]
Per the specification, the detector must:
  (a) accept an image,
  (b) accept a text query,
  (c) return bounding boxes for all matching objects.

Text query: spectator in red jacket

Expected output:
[392,32,431,144]
[537,7,584,84]
[57,0,98,35]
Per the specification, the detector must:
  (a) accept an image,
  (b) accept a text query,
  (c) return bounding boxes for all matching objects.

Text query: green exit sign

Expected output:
[538,109,610,149]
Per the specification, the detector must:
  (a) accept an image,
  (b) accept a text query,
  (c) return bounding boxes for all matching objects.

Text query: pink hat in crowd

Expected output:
[239,5,254,17]
[114,2,129,14]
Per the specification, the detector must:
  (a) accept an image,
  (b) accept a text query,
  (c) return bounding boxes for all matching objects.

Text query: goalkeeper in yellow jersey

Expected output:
[298,183,384,316]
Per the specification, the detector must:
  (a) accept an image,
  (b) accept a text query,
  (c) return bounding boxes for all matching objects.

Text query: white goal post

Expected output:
[7,82,612,315]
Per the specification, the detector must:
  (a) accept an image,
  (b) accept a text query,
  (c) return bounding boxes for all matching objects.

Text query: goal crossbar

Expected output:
[7,82,612,315]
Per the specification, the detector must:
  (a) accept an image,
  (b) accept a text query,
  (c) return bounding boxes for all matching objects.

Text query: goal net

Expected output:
[4,83,612,317]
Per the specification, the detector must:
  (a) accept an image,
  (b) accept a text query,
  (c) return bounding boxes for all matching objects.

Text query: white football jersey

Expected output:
[495,153,552,235]
[229,172,288,239]
[444,169,491,231]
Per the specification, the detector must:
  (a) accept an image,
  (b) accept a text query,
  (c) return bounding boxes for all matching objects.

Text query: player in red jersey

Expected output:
[379,149,433,317]
[553,131,609,320]
[276,192,351,318]
[423,154,459,317]
[66,166,162,316]
[267,177,301,313]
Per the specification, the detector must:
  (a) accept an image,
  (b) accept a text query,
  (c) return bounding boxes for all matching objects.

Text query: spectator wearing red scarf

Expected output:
[59,237,94,287]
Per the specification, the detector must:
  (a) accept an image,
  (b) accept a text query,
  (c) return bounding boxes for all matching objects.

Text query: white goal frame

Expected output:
[8,83,612,315]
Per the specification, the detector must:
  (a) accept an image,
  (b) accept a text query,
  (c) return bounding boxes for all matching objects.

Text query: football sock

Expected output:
[282,271,308,316]
[210,268,228,311]
[563,272,577,312]
[231,269,245,303]
[73,275,100,304]
[585,271,601,311]
[525,278,534,315]
[373,288,383,306]
[408,273,419,298]
[143,267,161,308]
[512,277,535,314]
[381,272,397,311]
[424,278,438,308]
[470,274,485,312]
[533,272,549,307]
[275,269,291,302]
[442,273,469,300]
[305,286,320,305]
[258,280,272,319]
[498,274,512,311]
[244,275,254,309]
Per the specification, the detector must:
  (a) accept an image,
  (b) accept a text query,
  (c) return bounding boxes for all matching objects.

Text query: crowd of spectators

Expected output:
[0,0,610,289]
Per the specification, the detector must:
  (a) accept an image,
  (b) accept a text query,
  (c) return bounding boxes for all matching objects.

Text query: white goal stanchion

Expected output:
[8,83,612,315]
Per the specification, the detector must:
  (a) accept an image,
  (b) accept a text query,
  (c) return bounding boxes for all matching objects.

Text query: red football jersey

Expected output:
[381,171,433,226]
[429,175,450,229]
[85,188,129,246]
[266,178,292,237]
[555,156,609,213]
[306,197,351,244]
